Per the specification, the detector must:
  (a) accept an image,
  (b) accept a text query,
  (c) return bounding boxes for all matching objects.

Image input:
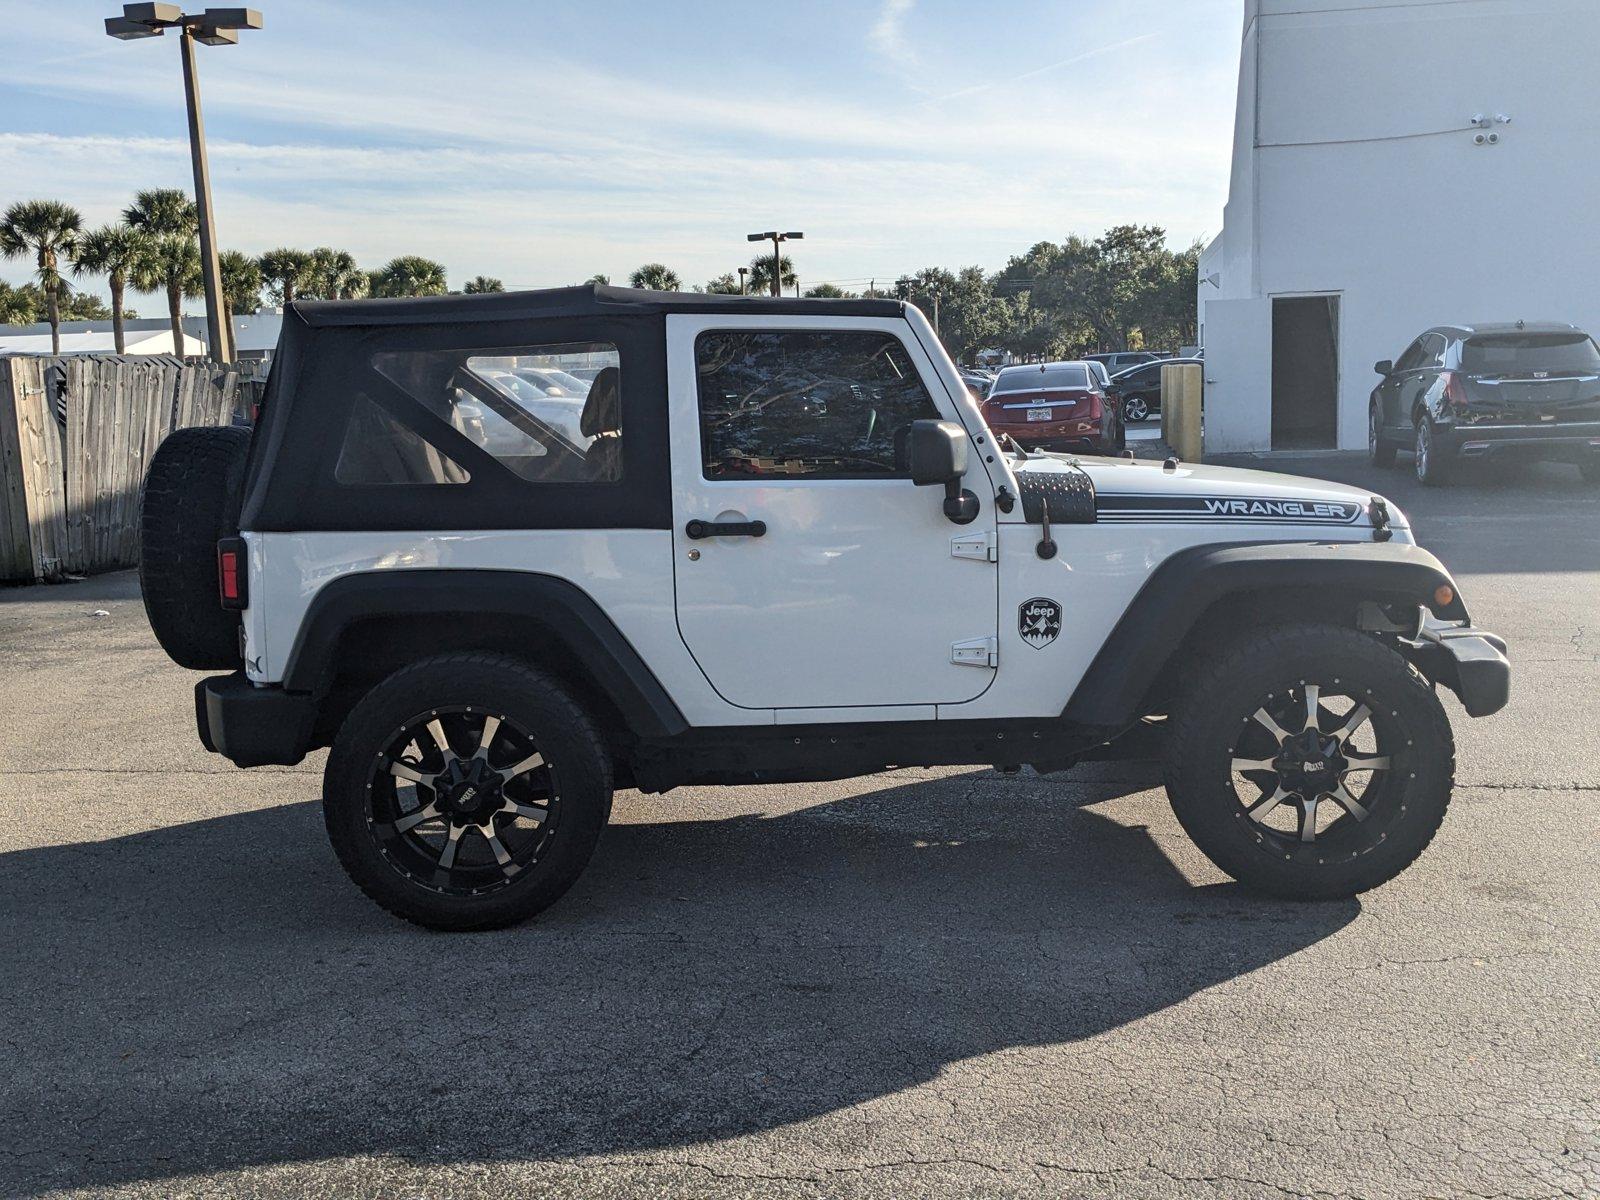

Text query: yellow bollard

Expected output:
[1161,362,1203,461]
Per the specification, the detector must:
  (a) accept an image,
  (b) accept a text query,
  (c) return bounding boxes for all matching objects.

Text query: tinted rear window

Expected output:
[1462,334,1600,375]
[992,365,1089,393]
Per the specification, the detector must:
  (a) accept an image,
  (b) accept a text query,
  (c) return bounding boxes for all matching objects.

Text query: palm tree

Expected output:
[747,253,796,298]
[370,255,448,298]
[0,200,84,353]
[218,250,262,325]
[133,234,202,353]
[629,263,681,292]
[258,247,312,305]
[463,275,504,294]
[304,247,366,300]
[123,188,197,237]
[71,224,153,353]
[0,281,37,325]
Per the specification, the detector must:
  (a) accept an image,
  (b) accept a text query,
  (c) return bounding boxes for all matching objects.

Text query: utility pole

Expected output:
[746,230,803,298]
[107,4,263,364]
[737,266,748,295]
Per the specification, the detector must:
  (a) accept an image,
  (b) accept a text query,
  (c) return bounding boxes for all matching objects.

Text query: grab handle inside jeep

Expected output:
[685,519,767,540]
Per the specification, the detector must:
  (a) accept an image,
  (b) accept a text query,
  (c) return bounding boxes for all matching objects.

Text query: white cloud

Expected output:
[870,0,921,75]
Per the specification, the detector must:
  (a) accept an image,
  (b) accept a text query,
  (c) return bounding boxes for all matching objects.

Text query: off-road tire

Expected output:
[1163,622,1455,900]
[323,653,612,931]
[1368,405,1396,468]
[1414,417,1452,486]
[139,425,252,669]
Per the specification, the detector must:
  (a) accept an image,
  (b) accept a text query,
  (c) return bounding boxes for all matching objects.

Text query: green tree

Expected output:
[218,250,262,324]
[123,188,197,237]
[0,199,84,354]
[133,234,202,352]
[587,273,610,286]
[0,281,37,325]
[60,292,113,321]
[803,282,856,298]
[72,224,153,353]
[370,255,448,298]
[302,247,366,300]
[257,247,313,305]
[746,253,795,297]
[703,272,742,295]
[628,263,681,291]
[462,275,504,294]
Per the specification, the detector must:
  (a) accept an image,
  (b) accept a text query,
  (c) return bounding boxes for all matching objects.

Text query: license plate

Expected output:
[1027,407,1052,421]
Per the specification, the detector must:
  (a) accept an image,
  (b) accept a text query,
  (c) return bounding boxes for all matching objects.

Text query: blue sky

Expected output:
[2,0,1242,298]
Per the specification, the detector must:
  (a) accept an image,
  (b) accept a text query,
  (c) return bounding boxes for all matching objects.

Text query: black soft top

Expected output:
[290,283,906,328]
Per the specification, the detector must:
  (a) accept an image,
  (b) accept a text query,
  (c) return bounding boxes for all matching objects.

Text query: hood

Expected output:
[1006,454,1409,532]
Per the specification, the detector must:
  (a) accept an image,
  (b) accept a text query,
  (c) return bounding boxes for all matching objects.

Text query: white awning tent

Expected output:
[0,327,206,357]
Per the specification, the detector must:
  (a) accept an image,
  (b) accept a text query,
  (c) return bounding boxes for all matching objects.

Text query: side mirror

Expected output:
[907,419,979,525]
[1374,359,1394,376]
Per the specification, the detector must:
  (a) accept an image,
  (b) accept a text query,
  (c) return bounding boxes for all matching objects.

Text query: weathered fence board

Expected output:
[0,355,244,583]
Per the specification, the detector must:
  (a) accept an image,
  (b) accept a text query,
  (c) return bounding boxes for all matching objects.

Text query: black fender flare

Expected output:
[1062,540,1469,727]
[281,569,688,739]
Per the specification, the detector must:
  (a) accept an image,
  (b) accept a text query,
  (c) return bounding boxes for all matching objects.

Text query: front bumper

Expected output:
[196,672,317,767]
[1398,614,1510,718]
[1435,418,1600,462]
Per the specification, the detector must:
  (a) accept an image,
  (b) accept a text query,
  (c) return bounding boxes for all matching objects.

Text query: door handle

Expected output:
[685,519,767,540]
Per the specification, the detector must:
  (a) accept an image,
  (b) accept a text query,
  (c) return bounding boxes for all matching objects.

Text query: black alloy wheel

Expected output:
[323,654,611,930]
[367,707,558,897]
[1163,623,1455,899]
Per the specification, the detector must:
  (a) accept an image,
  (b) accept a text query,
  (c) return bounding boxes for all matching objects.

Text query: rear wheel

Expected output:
[1124,394,1150,423]
[1163,623,1454,900]
[1368,404,1396,467]
[323,654,612,930]
[1415,418,1452,486]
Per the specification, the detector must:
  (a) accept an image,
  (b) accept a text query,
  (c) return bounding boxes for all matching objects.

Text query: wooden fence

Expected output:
[0,355,256,583]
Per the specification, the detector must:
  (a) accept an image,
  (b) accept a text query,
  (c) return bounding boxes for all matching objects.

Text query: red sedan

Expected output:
[980,361,1124,454]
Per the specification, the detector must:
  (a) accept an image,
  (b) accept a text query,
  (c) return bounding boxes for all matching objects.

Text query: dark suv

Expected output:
[1085,351,1161,376]
[1369,322,1600,484]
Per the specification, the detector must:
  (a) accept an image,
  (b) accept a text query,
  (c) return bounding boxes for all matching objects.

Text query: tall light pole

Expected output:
[746,230,803,298]
[106,4,263,364]
[737,266,749,296]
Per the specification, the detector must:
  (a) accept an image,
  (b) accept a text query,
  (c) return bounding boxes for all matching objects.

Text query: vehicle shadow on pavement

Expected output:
[1,770,1357,1194]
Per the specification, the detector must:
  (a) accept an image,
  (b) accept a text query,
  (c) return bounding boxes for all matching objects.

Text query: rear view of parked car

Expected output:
[980,361,1123,454]
[1370,322,1600,484]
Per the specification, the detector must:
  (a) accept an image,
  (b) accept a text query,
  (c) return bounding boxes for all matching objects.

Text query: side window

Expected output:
[1423,334,1448,368]
[695,329,942,480]
[335,394,471,485]
[1394,338,1427,372]
[350,341,622,484]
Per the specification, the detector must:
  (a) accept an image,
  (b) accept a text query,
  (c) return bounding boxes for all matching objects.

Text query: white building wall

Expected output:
[1201,0,1600,451]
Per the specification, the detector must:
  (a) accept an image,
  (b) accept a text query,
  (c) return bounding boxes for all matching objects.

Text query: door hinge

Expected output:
[951,529,998,562]
[951,636,998,668]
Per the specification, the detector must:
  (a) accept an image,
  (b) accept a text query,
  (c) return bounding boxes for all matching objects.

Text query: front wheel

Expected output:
[1163,623,1455,900]
[1124,394,1150,423]
[1368,404,1396,467]
[323,653,612,930]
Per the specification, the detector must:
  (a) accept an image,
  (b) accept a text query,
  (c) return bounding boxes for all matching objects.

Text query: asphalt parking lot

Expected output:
[2,452,1596,1200]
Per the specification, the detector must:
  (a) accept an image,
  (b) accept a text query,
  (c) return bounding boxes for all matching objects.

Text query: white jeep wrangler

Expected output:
[140,285,1509,930]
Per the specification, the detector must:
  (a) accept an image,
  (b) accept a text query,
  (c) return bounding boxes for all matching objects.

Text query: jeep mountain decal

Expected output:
[1019,597,1062,648]
[1095,494,1365,525]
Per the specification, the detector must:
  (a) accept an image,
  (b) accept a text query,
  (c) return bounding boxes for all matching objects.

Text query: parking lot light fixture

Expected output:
[746,230,803,297]
[104,4,263,363]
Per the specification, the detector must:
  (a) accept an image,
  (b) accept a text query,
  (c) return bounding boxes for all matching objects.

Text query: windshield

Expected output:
[1462,334,1600,375]
[992,364,1090,393]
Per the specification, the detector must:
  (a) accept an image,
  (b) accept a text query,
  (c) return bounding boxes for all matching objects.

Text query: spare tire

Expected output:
[140,425,253,670]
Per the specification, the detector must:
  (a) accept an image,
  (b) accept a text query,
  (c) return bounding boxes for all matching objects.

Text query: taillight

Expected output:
[217,537,247,610]
[1441,371,1469,411]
